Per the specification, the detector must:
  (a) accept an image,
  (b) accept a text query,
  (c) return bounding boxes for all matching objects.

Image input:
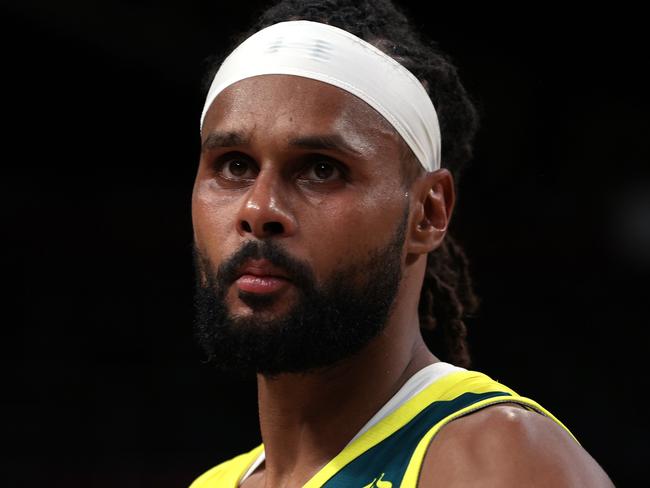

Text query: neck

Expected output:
[256,313,436,487]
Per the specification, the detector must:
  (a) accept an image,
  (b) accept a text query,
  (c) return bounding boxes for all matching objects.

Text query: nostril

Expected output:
[263,221,284,235]
[241,220,252,233]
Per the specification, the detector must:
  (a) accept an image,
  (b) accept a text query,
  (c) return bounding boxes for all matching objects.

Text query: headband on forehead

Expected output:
[201,20,441,172]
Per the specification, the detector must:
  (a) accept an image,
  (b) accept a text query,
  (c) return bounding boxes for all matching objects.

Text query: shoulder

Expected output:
[418,403,614,487]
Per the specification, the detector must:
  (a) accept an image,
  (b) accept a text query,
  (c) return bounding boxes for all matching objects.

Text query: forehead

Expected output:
[201,74,402,157]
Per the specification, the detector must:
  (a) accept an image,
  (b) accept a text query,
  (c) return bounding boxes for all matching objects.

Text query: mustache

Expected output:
[215,240,316,291]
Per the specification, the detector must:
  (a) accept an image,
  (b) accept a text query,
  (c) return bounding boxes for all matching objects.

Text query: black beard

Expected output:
[192,210,407,377]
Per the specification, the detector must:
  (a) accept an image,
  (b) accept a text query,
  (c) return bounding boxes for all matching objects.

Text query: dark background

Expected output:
[2,1,648,486]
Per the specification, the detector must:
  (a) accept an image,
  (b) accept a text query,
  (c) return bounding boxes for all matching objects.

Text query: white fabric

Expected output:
[239,361,464,484]
[201,20,442,172]
[346,361,465,444]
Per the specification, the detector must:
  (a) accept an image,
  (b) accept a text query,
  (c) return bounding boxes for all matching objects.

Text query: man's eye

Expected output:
[219,158,256,180]
[301,160,342,181]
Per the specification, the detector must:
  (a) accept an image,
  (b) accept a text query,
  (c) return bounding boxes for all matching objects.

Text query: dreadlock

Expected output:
[202,0,481,367]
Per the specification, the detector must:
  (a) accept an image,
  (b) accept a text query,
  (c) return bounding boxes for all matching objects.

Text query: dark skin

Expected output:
[192,75,613,487]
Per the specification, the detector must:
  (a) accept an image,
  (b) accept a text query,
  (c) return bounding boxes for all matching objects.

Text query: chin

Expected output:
[231,292,296,319]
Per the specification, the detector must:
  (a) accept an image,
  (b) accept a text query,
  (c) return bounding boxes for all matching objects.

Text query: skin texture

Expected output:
[420,404,615,487]
[192,74,613,487]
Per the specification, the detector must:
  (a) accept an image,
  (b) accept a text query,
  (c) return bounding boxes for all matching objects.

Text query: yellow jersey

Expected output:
[190,368,577,487]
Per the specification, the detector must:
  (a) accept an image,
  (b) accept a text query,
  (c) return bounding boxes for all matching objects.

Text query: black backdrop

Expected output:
[2,1,648,486]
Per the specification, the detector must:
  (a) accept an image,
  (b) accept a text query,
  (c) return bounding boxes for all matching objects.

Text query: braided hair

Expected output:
[202,0,480,367]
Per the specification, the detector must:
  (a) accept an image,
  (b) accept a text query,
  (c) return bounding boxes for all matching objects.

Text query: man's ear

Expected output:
[407,168,456,255]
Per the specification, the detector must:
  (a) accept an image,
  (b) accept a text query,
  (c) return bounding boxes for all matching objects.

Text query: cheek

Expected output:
[299,187,406,275]
[191,178,239,258]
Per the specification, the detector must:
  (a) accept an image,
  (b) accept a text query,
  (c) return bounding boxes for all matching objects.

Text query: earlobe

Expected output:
[407,169,455,255]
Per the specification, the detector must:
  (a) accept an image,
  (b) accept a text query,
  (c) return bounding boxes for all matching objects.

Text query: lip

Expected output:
[235,259,291,295]
[237,259,289,279]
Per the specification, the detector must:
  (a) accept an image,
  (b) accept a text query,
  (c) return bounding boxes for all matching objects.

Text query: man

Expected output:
[190,1,614,486]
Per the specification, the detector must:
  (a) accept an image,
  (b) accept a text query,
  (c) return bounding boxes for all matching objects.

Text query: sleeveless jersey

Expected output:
[189,368,578,488]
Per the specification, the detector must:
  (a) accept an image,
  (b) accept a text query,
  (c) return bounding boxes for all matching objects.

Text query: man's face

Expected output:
[192,74,413,375]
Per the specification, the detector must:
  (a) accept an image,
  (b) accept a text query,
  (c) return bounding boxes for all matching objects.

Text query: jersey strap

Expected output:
[305,370,576,487]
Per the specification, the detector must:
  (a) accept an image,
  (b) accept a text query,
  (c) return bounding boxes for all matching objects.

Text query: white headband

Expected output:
[201,20,441,172]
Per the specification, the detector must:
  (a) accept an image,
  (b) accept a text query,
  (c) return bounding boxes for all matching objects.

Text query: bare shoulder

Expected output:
[418,403,614,487]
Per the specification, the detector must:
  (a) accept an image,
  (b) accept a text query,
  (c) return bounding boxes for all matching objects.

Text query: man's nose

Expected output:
[236,175,297,238]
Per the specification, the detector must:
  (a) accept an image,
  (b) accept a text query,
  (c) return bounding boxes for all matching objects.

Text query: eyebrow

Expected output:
[201,130,250,152]
[201,130,362,156]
